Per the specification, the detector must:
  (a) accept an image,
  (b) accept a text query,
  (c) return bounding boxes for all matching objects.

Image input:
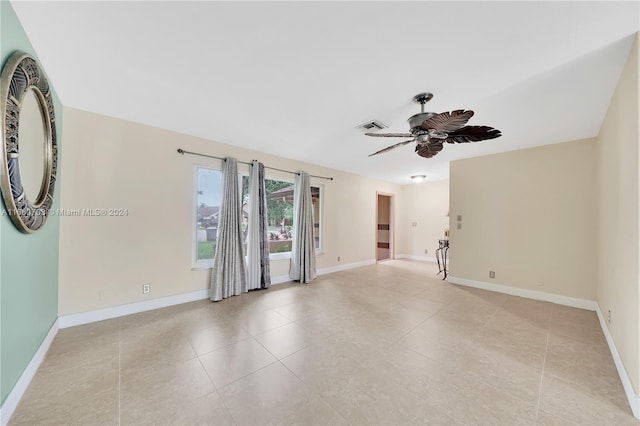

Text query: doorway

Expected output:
[376,192,394,261]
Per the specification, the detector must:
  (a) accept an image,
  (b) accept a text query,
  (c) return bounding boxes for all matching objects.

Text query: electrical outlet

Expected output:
[424,249,428,254]
[608,309,611,323]
[411,222,417,227]
[337,256,340,262]
[456,223,462,230]
[489,271,495,279]
[457,215,462,222]
[143,283,150,294]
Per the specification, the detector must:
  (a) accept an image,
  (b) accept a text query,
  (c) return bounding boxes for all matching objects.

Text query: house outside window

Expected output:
[195,167,322,267]
[193,166,222,268]
[242,176,322,259]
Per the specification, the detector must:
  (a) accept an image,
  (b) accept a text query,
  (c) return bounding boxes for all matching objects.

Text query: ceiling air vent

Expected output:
[356,120,387,132]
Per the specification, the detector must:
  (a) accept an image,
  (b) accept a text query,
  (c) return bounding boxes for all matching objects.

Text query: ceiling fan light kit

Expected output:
[366,92,501,159]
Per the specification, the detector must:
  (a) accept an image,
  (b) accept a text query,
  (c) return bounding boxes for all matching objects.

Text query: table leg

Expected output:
[442,246,448,280]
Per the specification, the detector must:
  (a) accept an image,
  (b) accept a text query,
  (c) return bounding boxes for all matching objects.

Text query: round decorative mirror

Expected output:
[0,51,57,233]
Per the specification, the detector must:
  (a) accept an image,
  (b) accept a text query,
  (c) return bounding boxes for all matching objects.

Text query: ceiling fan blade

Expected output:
[369,140,414,157]
[444,126,502,143]
[415,141,444,159]
[420,110,474,133]
[365,132,413,138]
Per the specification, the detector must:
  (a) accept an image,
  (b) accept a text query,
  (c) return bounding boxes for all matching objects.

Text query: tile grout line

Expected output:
[193,355,239,426]
[534,311,553,425]
[195,334,281,424]
[277,359,349,424]
[16,261,629,424]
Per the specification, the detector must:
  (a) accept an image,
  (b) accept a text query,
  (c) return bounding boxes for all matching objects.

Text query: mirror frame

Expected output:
[0,51,57,233]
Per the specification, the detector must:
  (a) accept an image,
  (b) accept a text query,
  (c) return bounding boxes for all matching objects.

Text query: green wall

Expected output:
[0,1,62,406]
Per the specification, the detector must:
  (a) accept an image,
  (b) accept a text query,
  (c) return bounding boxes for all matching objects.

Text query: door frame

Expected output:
[376,191,395,262]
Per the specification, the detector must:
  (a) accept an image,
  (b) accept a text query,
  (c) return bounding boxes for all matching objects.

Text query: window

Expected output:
[264,178,295,255]
[242,176,322,259]
[194,167,323,267]
[193,166,222,268]
[311,185,322,251]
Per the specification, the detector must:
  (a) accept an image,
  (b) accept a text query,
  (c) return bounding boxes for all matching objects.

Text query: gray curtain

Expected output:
[246,160,271,290]
[210,157,248,301]
[289,172,316,283]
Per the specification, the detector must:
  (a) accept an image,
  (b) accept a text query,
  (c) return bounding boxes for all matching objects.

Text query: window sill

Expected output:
[269,252,292,261]
[193,250,324,269]
[192,261,213,270]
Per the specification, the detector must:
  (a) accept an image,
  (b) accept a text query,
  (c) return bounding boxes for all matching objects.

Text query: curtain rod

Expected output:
[177,149,333,181]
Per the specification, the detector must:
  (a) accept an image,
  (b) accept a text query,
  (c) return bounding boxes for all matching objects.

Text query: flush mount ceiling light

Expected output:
[411,175,426,183]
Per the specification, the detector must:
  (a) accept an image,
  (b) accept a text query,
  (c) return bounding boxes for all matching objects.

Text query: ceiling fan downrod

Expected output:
[409,92,435,130]
[413,92,433,113]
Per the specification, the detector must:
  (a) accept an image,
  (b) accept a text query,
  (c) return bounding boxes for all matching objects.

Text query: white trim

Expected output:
[192,259,214,270]
[446,276,597,311]
[271,259,378,285]
[1,319,59,426]
[269,252,292,261]
[58,289,209,329]
[317,259,376,275]
[444,278,640,417]
[192,165,222,270]
[57,259,376,329]
[595,304,640,419]
[271,275,293,285]
[396,254,438,263]
[314,183,325,255]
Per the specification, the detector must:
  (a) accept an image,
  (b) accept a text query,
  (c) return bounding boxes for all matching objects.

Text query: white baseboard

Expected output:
[4,260,369,422]
[271,259,377,284]
[396,254,437,263]
[58,289,210,329]
[446,276,597,311]
[595,305,640,419]
[1,319,59,426]
[58,259,376,328]
[446,276,639,418]
[317,259,376,275]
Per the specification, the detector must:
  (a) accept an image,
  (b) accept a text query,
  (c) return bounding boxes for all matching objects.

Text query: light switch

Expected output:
[456,223,462,230]
[457,215,462,222]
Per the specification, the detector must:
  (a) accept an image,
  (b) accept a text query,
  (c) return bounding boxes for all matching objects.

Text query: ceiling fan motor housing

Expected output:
[408,112,435,132]
[366,91,501,158]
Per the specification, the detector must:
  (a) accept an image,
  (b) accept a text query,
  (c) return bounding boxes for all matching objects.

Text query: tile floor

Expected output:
[8,260,638,425]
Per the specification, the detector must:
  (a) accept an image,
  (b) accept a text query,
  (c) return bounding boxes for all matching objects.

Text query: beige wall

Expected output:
[596,34,640,394]
[58,108,400,315]
[449,138,597,300]
[396,179,449,258]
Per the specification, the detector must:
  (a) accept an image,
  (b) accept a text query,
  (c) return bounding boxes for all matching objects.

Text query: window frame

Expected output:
[265,177,329,260]
[241,174,324,260]
[193,167,325,269]
[313,183,324,255]
[192,165,222,270]
[244,174,296,261]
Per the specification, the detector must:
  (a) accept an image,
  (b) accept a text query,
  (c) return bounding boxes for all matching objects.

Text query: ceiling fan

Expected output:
[366,92,501,158]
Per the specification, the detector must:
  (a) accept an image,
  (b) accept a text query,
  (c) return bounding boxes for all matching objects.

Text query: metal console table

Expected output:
[436,239,449,280]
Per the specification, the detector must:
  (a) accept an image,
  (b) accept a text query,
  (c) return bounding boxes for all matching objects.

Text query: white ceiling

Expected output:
[10,1,640,184]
